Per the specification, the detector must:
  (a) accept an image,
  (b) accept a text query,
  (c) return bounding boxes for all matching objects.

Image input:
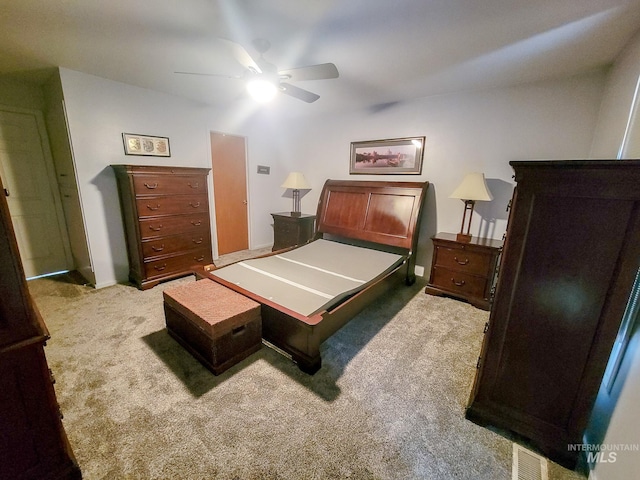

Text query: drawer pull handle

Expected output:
[149,224,163,231]
[232,325,246,336]
[189,202,201,208]
[451,278,465,287]
[454,256,469,265]
[151,244,165,252]
[191,220,202,226]
[154,264,167,271]
[147,204,161,211]
[144,182,158,189]
[188,182,199,189]
[194,256,205,262]
[192,238,203,244]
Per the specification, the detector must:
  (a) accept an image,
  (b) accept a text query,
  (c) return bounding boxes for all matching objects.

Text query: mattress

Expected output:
[210,239,404,316]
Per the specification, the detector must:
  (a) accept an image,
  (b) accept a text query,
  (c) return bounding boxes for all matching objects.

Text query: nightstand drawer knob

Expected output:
[454,256,469,265]
[451,278,465,287]
[144,182,158,189]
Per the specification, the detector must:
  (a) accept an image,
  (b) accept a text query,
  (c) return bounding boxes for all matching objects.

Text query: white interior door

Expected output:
[0,109,72,278]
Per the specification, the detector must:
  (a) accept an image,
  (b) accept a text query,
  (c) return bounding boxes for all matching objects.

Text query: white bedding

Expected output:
[210,239,404,316]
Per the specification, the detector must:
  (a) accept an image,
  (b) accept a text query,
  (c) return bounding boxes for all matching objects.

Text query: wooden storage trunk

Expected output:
[163,279,262,375]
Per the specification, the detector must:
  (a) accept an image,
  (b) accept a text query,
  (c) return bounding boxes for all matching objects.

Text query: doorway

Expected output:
[0,108,72,278]
[210,131,249,255]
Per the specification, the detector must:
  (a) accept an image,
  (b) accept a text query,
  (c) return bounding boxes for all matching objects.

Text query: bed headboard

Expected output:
[315,179,429,251]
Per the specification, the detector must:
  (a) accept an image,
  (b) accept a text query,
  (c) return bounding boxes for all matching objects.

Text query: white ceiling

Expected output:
[1,0,640,115]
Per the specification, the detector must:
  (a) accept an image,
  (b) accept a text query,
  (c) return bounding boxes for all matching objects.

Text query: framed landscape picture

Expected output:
[122,133,171,157]
[350,136,425,174]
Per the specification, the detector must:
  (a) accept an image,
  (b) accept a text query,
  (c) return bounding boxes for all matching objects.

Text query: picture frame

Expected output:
[349,136,425,175]
[122,133,171,157]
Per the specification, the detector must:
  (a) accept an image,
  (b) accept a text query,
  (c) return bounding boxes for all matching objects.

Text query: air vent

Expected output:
[512,443,549,480]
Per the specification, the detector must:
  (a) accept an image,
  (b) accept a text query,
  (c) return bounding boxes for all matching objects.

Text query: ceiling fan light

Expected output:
[246,77,278,103]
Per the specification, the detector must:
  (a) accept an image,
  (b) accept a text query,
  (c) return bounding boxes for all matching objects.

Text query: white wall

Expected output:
[590,30,640,158]
[59,69,230,287]
[42,72,94,285]
[244,72,606,268]
[58,66,606,287]
[586,29,640,480]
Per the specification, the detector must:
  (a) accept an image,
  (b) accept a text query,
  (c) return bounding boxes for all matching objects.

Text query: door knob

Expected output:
[243,200,247,205]
[3,188,9,197]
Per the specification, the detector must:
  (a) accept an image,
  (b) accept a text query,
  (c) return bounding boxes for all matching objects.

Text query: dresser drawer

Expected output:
[434,245,492,276]
[141,230,211,259]
[430,267,488,299]
[136,194,208,218]
[133,174,207,196]
[143,247,213,280]
[139,213,209,240]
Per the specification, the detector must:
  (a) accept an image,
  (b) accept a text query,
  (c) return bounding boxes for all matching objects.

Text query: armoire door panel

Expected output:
[467,160,640,469]
[489,195,633,427]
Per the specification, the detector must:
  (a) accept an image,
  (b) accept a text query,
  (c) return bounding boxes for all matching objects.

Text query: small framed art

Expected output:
[350,136,424,174]
[122,133,171,157]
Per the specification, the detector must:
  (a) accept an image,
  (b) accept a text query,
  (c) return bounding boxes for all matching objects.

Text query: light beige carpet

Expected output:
[27,255,586,480]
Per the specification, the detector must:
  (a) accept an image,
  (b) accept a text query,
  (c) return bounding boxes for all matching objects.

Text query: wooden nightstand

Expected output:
[271,212,316,251]
[425,232,502,310]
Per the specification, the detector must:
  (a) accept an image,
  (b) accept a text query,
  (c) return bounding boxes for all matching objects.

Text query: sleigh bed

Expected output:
[201,179,429,373]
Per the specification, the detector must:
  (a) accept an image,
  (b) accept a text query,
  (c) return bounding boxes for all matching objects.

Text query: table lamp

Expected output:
[450,172,493,242]
[281,172,311,216]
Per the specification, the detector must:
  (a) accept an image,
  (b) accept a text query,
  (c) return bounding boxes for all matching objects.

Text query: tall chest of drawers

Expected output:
[425,232,502,310]
[112,165,213,290]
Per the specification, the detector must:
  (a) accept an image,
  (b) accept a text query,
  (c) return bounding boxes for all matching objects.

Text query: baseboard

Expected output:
[94,280,117,289]
[251,242,272,250]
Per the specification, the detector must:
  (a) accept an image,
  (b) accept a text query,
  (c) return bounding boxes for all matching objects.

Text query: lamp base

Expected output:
[290,211,302,217]
[456,233,472,243]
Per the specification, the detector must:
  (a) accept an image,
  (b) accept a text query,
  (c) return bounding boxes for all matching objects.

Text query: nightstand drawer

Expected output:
[434,246,492,275]
[425,232,502,310]
[430,267,488,299]
[271,212,315,251]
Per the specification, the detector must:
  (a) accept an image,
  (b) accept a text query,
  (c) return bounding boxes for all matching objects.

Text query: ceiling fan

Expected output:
[175,38,339,103]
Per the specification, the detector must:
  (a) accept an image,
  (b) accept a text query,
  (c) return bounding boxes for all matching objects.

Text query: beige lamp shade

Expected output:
[450,172,493,242]
[281,172,311,216]
[449,172,493,201]
[281,172,311,190]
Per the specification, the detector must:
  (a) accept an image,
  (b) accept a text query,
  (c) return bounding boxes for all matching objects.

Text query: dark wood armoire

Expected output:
[466,160,640,468]
[0,176,81,479]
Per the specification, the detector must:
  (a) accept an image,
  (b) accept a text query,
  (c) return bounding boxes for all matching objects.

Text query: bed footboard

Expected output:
[261,264,407,374]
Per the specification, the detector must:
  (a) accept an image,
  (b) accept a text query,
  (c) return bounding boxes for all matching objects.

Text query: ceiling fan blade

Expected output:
[280,83,320,103]
[225,39,262,74]
[278,63,339,82]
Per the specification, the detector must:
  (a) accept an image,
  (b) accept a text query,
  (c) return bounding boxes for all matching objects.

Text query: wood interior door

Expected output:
[210,132,249,255]
[0,109,71,278]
